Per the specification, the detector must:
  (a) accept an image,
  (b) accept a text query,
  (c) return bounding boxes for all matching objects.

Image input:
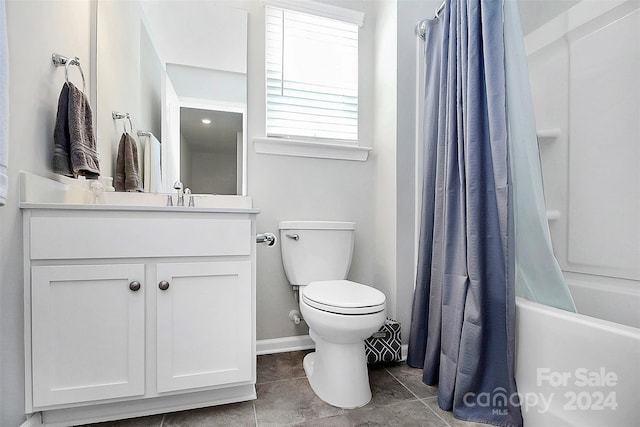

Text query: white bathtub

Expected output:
[515,273,640,426]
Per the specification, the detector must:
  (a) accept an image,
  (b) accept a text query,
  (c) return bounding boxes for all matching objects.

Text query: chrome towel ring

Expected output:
[112,111,133,134]
[52,53,86,93]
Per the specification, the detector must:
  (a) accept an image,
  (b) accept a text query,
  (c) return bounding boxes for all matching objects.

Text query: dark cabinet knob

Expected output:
[159,280,170,291]
[129,281,141,292]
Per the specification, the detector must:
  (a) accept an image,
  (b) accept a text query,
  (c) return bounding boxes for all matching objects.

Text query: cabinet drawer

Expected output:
[30,217,251,260]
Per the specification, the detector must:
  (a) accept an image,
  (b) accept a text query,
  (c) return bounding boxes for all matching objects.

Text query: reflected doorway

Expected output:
[179,107,244,195]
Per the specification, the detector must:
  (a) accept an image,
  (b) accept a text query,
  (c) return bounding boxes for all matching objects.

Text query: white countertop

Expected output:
[19,201,260,214]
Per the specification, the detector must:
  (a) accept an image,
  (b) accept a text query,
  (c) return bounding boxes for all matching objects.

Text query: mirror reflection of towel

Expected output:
[52,82,100,178]
[143,133,162,193]
[114,133,143,192]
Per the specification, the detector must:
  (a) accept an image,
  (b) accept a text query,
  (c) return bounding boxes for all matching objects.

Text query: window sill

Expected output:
[253,137,372,162]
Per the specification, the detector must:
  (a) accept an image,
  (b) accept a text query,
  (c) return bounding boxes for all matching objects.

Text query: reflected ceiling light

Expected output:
[201,118,212,125]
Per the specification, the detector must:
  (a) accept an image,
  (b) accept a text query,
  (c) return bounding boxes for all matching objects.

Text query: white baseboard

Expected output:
[256,335,315,355]
[256,337,408,361]
[401,344,408,361]
[20,413,42,427]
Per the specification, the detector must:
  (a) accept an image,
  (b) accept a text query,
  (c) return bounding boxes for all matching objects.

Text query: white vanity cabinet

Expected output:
[22,206,258,426]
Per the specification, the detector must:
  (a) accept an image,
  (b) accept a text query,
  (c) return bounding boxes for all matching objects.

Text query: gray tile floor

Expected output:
[86,351,485,427]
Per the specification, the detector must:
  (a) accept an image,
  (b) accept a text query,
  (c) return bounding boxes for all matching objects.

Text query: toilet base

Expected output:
[303,330,372,409]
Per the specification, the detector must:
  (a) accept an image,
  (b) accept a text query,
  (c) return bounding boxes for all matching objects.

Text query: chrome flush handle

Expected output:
[286,233,299,241]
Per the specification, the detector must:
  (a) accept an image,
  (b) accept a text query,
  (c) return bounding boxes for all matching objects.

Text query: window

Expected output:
[266,4,360,143]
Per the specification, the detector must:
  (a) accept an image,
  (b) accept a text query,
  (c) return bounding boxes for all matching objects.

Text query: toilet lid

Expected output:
[302,280,386,315]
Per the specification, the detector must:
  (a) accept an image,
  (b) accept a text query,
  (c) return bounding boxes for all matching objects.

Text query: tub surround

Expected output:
[20,173,258,426]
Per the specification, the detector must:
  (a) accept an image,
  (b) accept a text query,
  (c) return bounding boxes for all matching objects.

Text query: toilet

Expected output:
[279,221,386,409]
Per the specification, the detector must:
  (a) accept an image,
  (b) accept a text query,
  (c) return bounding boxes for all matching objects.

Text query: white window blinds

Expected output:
[266,6,359,142]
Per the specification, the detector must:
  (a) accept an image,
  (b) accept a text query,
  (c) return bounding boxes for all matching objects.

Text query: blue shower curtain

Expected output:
[407,0,522,426]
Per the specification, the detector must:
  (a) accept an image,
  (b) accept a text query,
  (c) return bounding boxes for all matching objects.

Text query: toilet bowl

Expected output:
[279,221,387,408]
[300,280,385,408]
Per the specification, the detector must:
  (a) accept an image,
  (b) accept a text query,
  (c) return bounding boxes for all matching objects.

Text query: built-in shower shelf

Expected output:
[537,128,561,142]
[546,210,561,221]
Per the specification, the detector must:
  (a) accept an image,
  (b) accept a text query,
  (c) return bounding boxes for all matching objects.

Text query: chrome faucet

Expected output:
[173,180,184,206]
[184,188,195,207]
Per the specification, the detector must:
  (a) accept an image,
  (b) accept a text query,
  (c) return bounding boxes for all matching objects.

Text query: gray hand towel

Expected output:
[52,82,100,178]
[52,82,73,177]
[114,133,143,192]
[67,82,100,178]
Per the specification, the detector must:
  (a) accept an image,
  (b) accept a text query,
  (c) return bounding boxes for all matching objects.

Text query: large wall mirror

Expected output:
[95,0,248,195]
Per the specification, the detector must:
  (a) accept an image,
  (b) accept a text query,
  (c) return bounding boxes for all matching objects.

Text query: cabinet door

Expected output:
[156,261,252,393]
[31,264,145,408]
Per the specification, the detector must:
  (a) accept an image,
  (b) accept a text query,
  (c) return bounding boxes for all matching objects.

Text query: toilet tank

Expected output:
[279,221,356,286]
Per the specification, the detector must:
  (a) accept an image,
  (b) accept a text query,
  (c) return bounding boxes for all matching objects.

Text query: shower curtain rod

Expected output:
[416,1,446,39]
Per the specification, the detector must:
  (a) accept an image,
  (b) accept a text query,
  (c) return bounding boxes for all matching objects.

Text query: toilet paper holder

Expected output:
[256,232,277,246]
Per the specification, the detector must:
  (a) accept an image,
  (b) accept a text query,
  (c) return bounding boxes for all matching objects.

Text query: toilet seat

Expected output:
[302,280,386,315]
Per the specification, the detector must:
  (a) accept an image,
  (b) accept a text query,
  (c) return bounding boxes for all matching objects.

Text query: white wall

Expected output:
[1,2,93,425]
